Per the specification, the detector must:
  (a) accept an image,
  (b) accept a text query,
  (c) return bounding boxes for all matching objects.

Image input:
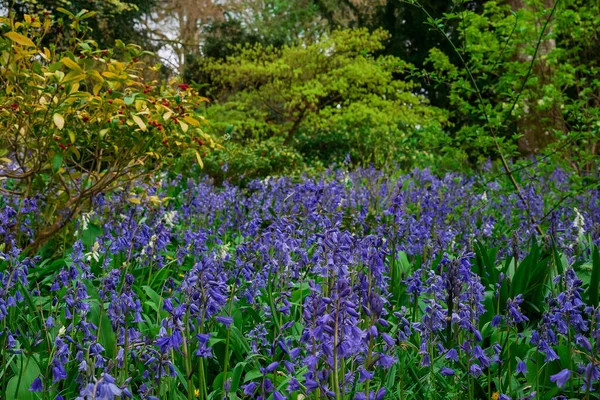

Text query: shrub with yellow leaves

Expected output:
[0,10,216,251]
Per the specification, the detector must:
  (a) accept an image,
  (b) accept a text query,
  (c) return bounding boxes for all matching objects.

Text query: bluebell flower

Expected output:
[242,381,258,395]
[516,360,528,375]
[261,361,279,374]
[77,373,124,400]
[469,363,483,377]
[583,362,600,391]
[216,316,233,327]
[550,369,571,388]
[445,348,458,362]
[29,377,43,392]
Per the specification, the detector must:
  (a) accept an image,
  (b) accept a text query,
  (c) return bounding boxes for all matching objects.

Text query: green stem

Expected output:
[333,298,341,400]
[222,327,232,394]
[182,317,193,400]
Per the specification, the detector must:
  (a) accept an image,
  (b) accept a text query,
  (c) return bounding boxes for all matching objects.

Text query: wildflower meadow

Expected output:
[1,165,599,400]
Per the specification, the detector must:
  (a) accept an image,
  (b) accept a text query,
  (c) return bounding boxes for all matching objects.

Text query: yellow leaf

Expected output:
[62,70,86,84]
[183,116,201,127]
[53,113,65,130]
[70,146,81,160]
[5,31,36,48]
[178,120,188,132]
[92,84,102,96]
[87,69,104,83]
[56,7,75,18]
[61,57,82,72]
[163,111,172,121]
[132,115,146,131]
[81,11,97,20]
[0,157,13,164]
[148,195,161,205]
[68,131,76,143]
[195,151,204,168]
[127,197,141,205]
[102,71,121,79]
[134,100,145,110]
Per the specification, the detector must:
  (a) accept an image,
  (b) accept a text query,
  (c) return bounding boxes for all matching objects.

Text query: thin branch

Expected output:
[404,0,561,237]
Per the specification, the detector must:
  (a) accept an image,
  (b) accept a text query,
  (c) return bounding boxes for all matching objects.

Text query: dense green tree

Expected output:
[418,0,599,166]
[198,28,446,182]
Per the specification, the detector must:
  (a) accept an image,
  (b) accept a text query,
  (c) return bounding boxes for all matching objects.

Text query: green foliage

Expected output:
[198,28,446,181]
[201,136,303,185]
[419,0,600,166]
[0,12,215,250]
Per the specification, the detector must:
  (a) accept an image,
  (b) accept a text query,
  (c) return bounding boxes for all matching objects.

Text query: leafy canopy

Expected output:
[199,28,445,181]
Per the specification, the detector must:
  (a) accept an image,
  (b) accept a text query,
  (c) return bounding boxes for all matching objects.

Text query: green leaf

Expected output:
[588,245,600,308]
[229,362,246,395]
[5,355,41,400]
[228,325,251,357]
[81,223,103,248]
[80,11,97,20]
[213,371,232,392]
[141,286,167,319]
[52,153,63,173]
[243,369,263,382]
[86,284,116,358]
[56,7,75,18]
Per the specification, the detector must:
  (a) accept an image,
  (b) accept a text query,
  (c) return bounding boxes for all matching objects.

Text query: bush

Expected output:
[420,0,600,168]
[196,28,446,175]
[0,11,215,251]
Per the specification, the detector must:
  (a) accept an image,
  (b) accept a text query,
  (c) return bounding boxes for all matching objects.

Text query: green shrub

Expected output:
[0,11,216,250]
[197,28,447,174]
